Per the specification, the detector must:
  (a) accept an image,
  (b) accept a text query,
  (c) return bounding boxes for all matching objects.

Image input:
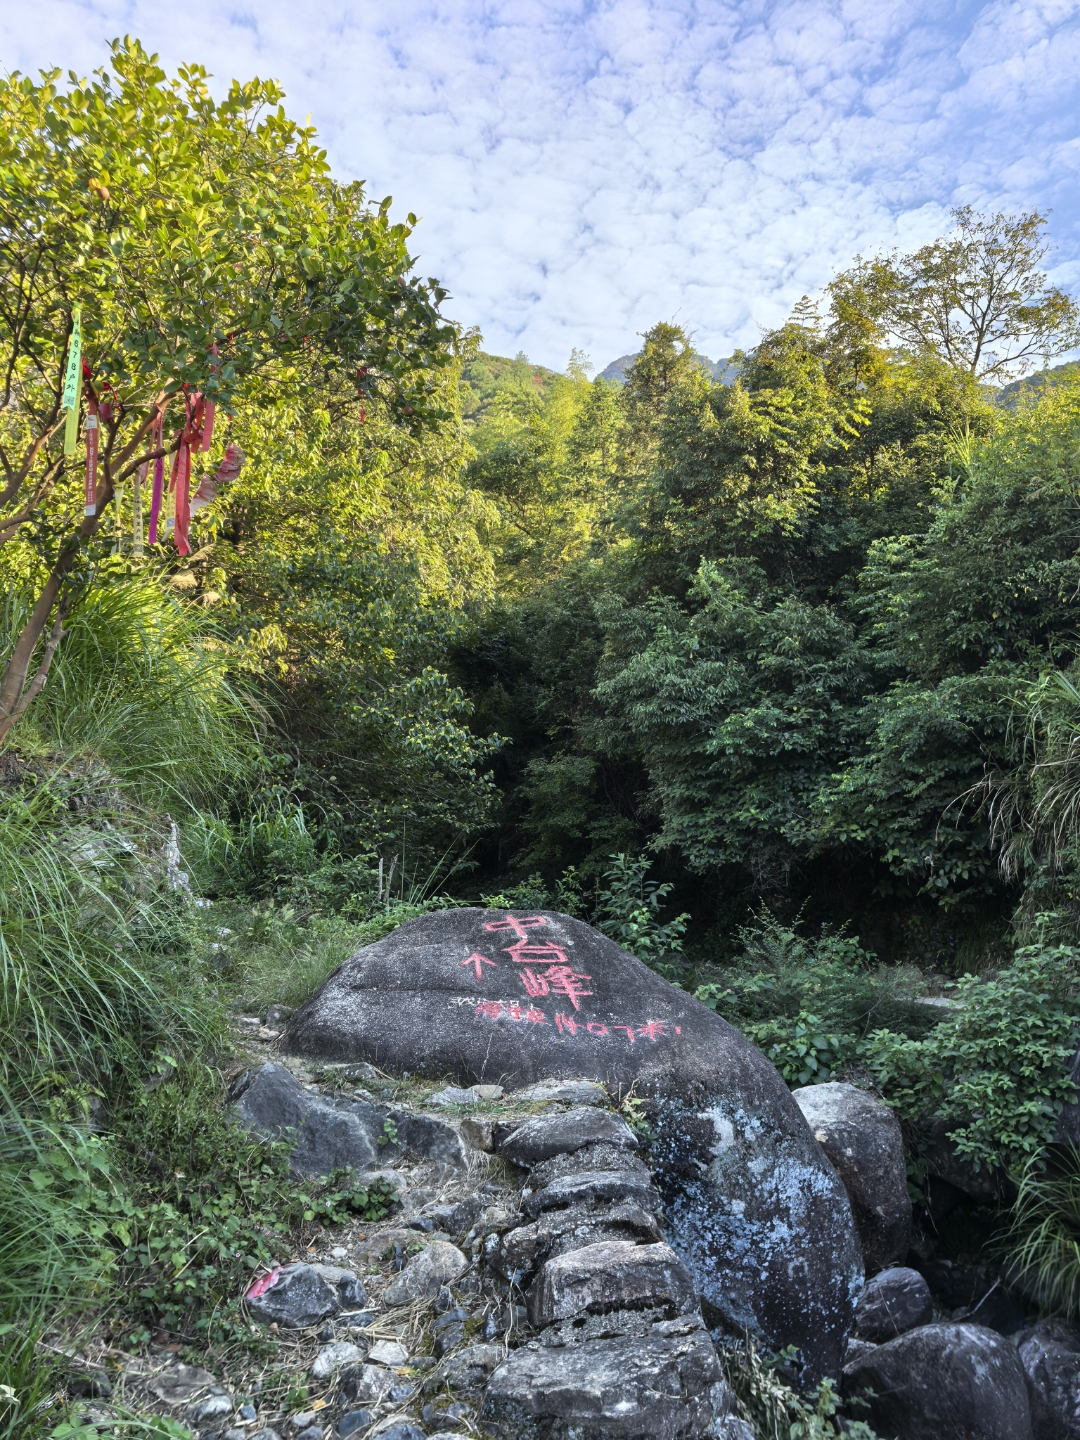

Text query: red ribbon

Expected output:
[173,439,191,555]
[147,414,164,545]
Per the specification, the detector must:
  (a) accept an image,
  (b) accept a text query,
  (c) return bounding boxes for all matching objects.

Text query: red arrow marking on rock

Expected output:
[461,951,497,979]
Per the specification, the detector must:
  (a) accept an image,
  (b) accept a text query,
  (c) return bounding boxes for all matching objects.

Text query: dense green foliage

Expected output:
[7,42,1080,1436]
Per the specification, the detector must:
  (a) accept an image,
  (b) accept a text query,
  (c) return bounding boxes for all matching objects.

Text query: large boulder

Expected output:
[1015,1320,1080,1440]
[791,1081,911,1271]
[283,907,862,1380]
[842,1322,1033,1439]
[923,1116,1006,1205]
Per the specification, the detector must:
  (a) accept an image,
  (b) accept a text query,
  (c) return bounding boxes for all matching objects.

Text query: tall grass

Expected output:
[4,575,262,812]
[0,773,218,1094]
[0,576,259,1429]
[1004,1145,1080,1317]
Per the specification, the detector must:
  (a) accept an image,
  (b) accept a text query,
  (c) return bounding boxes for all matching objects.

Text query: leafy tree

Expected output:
[0,40,454,742]
[130,345,503,862]
[650,314,862,560]
[828,207,1080,381]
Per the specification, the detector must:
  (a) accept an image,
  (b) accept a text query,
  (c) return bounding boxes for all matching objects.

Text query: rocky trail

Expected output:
[65,910,1080,1440]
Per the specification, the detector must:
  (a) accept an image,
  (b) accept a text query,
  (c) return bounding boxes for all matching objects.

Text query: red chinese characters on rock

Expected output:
[474,1001,547,1023]
[482,913,594,1010]
[460,951,497,980]
[519,965,593,1010]
[474,1002,681,1043]
[467,916,680,1044]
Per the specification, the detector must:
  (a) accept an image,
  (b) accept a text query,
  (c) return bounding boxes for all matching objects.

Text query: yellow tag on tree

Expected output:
[62,306,83,457]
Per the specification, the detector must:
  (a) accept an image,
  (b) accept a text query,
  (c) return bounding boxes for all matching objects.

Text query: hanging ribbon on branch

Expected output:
[190,441,245,518]
[62,306,83,458]
[133,459,147,557]
[147,413,165,545]
[84,401,99,518]
[172,391,206,557]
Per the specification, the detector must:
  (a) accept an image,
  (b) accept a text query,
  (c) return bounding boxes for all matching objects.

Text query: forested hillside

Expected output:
[7,42,1080,1440]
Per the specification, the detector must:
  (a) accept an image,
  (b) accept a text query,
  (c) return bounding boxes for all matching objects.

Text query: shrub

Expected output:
[592,853,689,976]
[863,938,1080,1174]
[695,908,929,1038]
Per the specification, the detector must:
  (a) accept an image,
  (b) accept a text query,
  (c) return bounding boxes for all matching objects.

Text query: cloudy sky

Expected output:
[6,1,1080,370]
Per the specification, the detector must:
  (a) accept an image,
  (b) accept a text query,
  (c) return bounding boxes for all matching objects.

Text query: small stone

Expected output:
[510,1079,608,1107]
[246,1263,342,1329]
[239,1404,259,1421]
[331,1246,349,1260]
[336,1410,371,1438]
[482,1328,727,1439]
[495,1200,663,1282]
[428,1086,480,1107]
[470,1084,504,1101]
[854,1267,933,1343]
[311,1342,365,1379]
[66,1373,113,1400]
[223,1429,248,1440]
[188,1393,235,1423]
[252,1430,282,1440]
[383,1241,468,1305]
[714,1421,755,1440]
[367,1339,410,1366]
[148,1364,221,1406]
[266,1004,294,1029]
[460,1116,495,1152]
[338,1364,395,1406]
[311,1264,368,1309]
[442,1343,505,1391]
[435,1324,465,1357]
[422,1402,472,1427]
[289,1413,316,1430]
[295,1428,324,1440]
[522,1169,662,1218]
[372,1427,426,1440]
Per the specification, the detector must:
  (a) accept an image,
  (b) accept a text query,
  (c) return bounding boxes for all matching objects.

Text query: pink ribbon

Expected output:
[147,414,164,545]
[190,442,245,517]
[245,1267,282,1300]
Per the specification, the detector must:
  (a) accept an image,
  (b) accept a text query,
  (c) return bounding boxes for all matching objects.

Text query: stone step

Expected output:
[527,1144,650,1189]
[527,1240,697,1328]
[481,1323,731,1440]
[522,1169,662,1219]
[496,1107,639,1165]
[495,1200,664,1281]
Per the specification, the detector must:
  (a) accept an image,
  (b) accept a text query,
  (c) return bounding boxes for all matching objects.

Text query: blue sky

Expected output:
[8,1,1080,370]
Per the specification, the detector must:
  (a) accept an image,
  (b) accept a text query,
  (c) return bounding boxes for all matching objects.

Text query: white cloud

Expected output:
[8,0,1080,368]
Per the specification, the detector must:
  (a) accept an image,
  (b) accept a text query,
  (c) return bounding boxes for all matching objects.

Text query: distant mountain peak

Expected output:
[598,351,738,385]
